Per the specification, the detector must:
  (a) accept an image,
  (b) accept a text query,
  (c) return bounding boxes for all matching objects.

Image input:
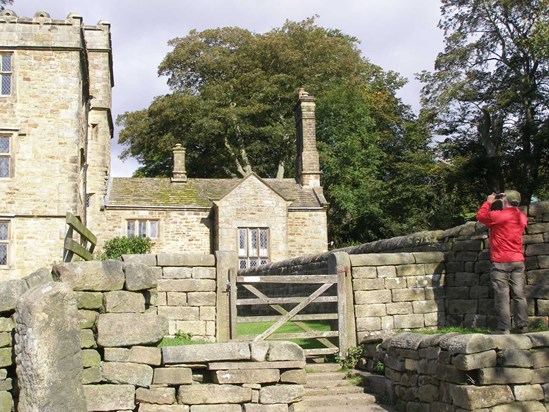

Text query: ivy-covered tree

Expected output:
[419,0,549,205]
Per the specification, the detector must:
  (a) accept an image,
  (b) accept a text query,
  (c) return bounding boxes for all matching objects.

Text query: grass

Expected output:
[412,326,491,335]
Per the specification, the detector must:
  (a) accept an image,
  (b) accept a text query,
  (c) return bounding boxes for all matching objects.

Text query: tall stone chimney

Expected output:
[295,88,320,187]
[171,143,187,183]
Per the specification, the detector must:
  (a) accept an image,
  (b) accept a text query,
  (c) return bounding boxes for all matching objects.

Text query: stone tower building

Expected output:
[0,10,113,279]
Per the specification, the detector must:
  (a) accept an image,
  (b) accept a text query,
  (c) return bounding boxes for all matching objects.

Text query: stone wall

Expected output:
[360,331,549,411]
[0,260,305,411]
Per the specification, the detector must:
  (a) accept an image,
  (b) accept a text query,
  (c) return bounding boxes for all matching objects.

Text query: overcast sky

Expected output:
[11,0,445,177]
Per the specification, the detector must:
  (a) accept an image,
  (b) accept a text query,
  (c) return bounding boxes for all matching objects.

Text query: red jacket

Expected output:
[476,202,528,262]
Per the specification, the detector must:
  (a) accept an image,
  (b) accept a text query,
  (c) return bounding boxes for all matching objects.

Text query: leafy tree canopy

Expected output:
[117,17,439,245]
[419,0,549,205]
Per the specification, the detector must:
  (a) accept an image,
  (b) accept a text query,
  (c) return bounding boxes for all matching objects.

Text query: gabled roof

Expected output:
[106,177,325,209]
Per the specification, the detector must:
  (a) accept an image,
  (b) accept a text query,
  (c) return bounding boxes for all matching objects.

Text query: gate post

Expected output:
[215,251,238,342]
[328,252,356,358]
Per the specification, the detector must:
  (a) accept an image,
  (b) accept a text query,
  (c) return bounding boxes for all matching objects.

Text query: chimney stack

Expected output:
[171,143,187,183]
[295,88,320,188]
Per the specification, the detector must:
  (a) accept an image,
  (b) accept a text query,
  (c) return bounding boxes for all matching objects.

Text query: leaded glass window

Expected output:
[0,221,8,266]
[0,135,10,178]
[238,227,269,269]
[1,54,12,96]
[126,219,158,239]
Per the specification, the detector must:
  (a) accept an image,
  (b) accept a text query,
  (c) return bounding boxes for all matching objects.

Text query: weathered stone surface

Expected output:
[280,369,307,384]
[250,341,270,361]
[103,361,153,387]
[350,253,415,266]
[104,347,130,362]
[121,253,157,266]
[136,387,176,405]
[0,349,11,368]
[82,349,101,368]
[490,334,533,350]
[0,318,14,332]
[104,291,146,313]
[528,331,549,348]
[52,260,125,291]
[531,367,549,384]
[259,384,304,404]
[491,401,546,411]
[97,313,168,347]
[387,333,425,351]
[434,364,468,384]
[192,405,241,412]
[157,279,216,292]
[0,279,28,312]
[15,282,87,411]
[177,383,252,404]
[79,309,99,329]
[82,366,102,384]
[124,262,157,291]
[0,391,13,412]
[0,379,11,392]
[157,253,215,267]
[244,404,289,412]
[138,403,190,411]
[478,367,532,384]
[532,349,549,368]
[130,346,162,365]
[450,384,514,409]
[162,342,250,364]
[452,350,497,370]
[267,342,304,361]
[512,384,544,401]
[76,292,103,309]
[80,328,97,348]
[153,367,193,385]
[213,368,280,384]
[24,267,53,289]
[83,384,135,411]
[440,334,495,354]
[498,349,534,367]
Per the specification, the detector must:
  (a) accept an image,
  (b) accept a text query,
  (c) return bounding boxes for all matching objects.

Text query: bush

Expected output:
[101,236,154,260]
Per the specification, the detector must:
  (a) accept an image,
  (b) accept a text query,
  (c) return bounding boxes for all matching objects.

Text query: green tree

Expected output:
[118,18,439,245]
[419,0,549,205]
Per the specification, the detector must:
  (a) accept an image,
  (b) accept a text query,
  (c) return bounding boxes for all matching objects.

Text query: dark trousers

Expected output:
[490,261,528,331]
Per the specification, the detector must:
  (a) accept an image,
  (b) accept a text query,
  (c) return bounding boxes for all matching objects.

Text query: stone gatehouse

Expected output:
[0,10,328,280]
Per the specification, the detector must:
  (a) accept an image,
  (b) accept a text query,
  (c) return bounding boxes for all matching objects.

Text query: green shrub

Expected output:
[100,236,154,260]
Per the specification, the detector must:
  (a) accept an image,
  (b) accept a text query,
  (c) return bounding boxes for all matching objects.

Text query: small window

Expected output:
[0,221,9,266]
[238,227,269,269]
[126,219,158,239]
[1,53,12,96]
[0,135,10,178]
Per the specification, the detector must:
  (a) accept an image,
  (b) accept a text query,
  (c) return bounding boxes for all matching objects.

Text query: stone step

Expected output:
[305,384,365,396]
[293,392,379,410]
[304,362,342,373]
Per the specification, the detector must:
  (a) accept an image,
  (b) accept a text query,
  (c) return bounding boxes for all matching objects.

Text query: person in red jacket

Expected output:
[477,190,529,334]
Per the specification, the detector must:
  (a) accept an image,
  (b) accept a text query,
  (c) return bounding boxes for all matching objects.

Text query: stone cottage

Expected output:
[0,10,328,279]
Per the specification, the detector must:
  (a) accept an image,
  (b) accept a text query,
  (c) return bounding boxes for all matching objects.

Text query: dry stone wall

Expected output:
[360,331,549,411]
[0,259,305,411]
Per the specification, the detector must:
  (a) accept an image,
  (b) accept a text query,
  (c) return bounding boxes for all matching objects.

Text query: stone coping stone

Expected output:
[385,333,425,351]
[208,361,306,370]
[528,331,549,348]
[163,342,251,364]
[157,253,215,267]
[83,384,135,411]
[97,313,168,347]
[52,260,125,291]
[350,253,415,267]
[440,333,496,354]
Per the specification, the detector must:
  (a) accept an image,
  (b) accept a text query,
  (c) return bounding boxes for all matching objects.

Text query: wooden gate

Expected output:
[229,269,350,358]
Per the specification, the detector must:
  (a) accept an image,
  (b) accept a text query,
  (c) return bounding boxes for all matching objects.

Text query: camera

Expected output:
[495,193,505,200]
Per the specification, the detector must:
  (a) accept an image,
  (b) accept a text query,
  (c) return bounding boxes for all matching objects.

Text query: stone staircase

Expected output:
[293,362,396,412]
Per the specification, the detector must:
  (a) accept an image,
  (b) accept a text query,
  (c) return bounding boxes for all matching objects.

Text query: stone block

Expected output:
[102,361,153,387]
[386,302,413,315]
[0,279,28,312]
[446,286,470,299]
[447,300,478,315]
[0,391,13,412]
[259,384,304,404]
[450,383,513,409]
[124,262,157,291]
[82,366,102,384]
[280,369,306,384]
[172,321,206,337]
[192,405,240,412]
[513,384,544,401]
[244,404,289,412]
[531,367,549,384]
[350,253,414,267]
[163,267,192,279]
[377,266,397,278]
[208,361,305,370]
[0,333,9,348]
[384,277,407,289]
[153,367,193,385]
[250,342,270,361]
[199,306,216,321]
[0,318,13,333]
[392,288,425,302]
[528,331,549,348]
[413,252,445,263]
[0,378,11,392]
[15,282,87,411]
[267,342,304,361]
[394,314,424,329]
[452,350,497,370]
[80,328,97,348]
[157,253,215,267]
[52,260,125,291]
[532,349,549,368]
[354,290,391,304]
[352,266,377,279]
[130,346,162,366]
[498,349,533,367]
[164,342,250,364]
[187,292,216,306]
[434,364,468,384]
[97,313,168,347]
[355,304,387,317]
[158,306,199,320]
[353,278,384,291]
[396,264,425,277]
[192,267,216,279]
[166,292,187,306]
[479,367,532,384]
[406,275,435,288]
[82,349,101,368]
[412,300,441,314]
[441,334,495,354]
[157,279,215,293]
[213,368,280,384]
[104,347,130,362]
[79,309,99,329]
[136,387,176,405]
[356,316,381,331]
[76,292,103,309]
[121,254,157,266]
[83,384,135,411]
[177,383,252,404]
